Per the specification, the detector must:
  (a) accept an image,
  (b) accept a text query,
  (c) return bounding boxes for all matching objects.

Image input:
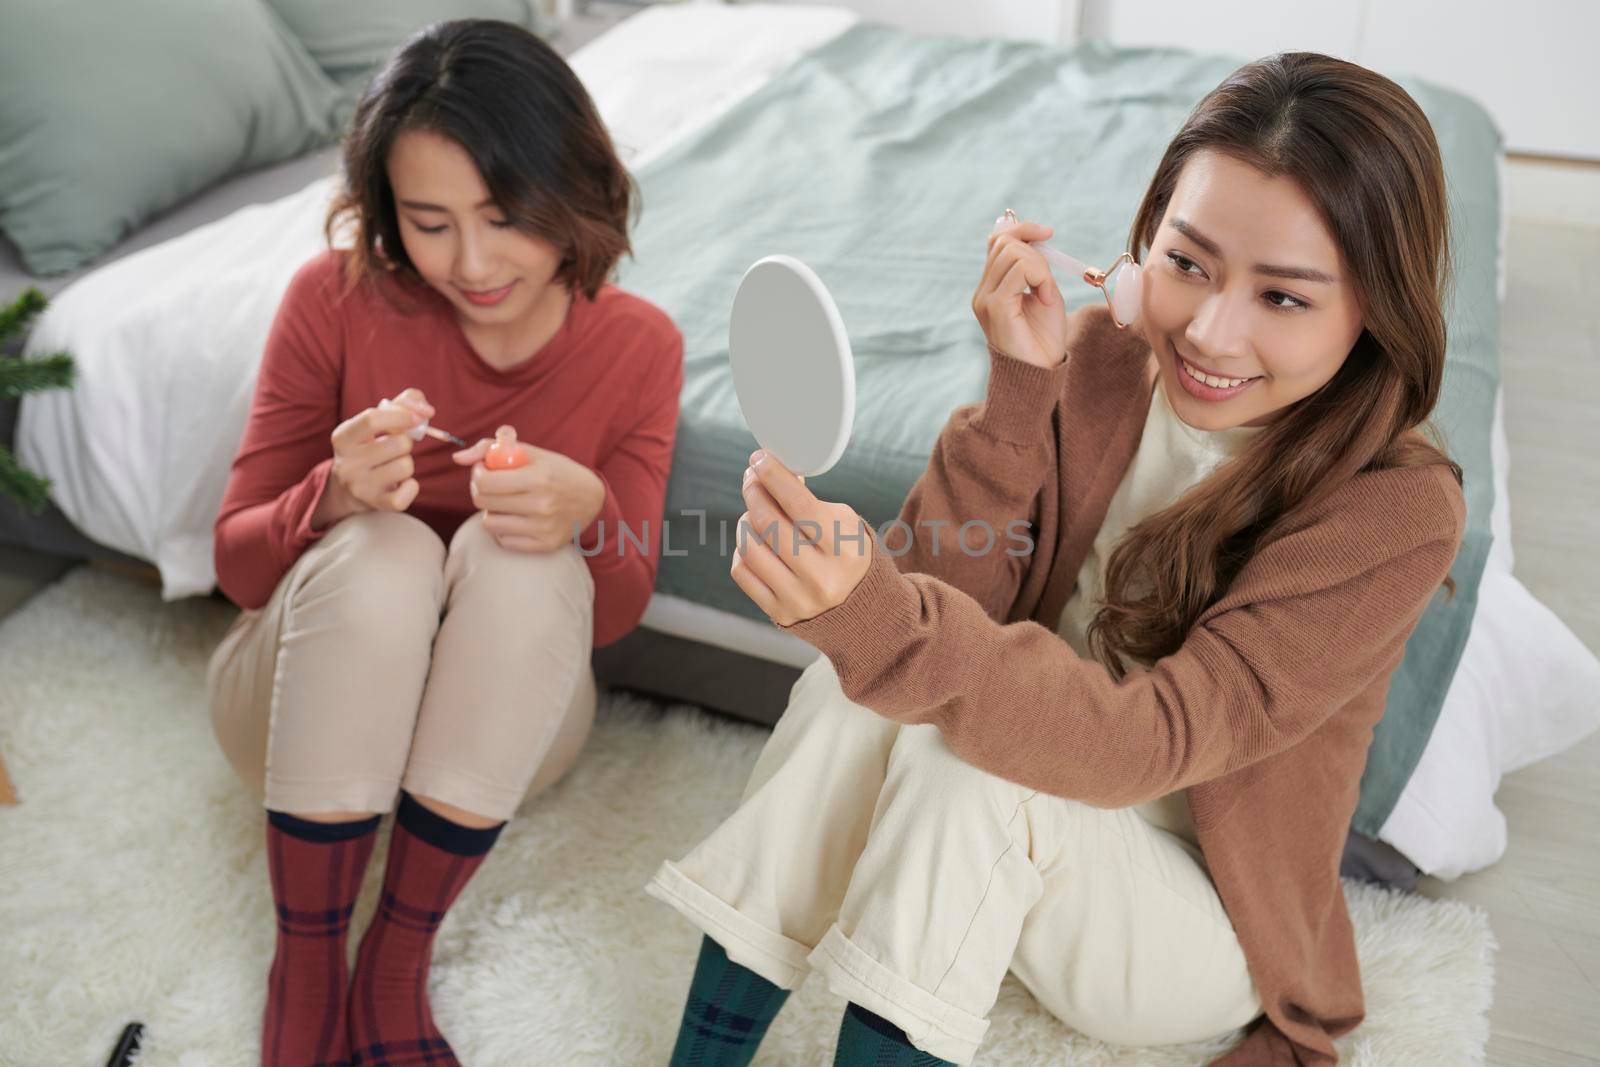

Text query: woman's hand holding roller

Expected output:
[974,217,1069,370]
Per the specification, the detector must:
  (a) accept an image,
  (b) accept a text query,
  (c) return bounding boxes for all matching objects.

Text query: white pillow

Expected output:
[1378,386,1600,880]
[17,178,340,599]
[1487,386,1514,573]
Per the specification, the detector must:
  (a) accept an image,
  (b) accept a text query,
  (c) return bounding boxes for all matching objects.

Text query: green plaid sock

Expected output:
[669,936,791,1067]
[833,1002,955,1067]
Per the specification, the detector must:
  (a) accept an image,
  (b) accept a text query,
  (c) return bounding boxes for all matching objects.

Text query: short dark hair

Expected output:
[325,19,635,301]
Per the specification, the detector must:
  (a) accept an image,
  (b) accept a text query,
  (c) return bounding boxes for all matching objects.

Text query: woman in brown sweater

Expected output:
[650,51,1466,1067]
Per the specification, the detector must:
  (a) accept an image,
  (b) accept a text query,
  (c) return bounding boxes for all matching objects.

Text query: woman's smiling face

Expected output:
[387,128,566,327]
[1139,149,1366,430]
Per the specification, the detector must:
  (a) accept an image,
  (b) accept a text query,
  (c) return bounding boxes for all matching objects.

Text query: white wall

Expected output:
[1079,0,1600,163]
[760,0,1598,162]
[565,0,1597,225]
[1504,158,1600,227]
[752,0,1600,224]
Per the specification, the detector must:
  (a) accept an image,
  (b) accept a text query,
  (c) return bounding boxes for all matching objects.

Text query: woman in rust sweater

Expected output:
[651,52,1464,1067]
[206,21,682,1066]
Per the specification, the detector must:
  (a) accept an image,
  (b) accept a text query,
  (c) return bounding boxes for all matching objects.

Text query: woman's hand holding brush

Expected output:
[312,387,435,529]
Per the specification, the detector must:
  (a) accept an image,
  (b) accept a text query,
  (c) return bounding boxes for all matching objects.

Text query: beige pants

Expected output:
[207,510,597,821]
[647,655,1262,1064]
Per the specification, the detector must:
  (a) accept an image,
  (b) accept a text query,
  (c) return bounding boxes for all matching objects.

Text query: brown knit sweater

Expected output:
[779,305,1467,1065]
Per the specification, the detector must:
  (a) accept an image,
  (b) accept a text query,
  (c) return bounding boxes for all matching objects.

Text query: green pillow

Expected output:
[266,0,549,90]
[0,0,346,277]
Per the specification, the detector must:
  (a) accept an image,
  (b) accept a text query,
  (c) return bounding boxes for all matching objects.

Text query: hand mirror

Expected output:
[727,255,856,477]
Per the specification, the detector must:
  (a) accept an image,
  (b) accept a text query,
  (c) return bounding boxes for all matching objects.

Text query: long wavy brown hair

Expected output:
[1086,51,1463,681]
[324,18,634,304]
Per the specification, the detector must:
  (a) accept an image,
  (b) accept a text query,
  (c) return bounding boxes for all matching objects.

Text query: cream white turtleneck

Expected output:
[1054,377,1265,844]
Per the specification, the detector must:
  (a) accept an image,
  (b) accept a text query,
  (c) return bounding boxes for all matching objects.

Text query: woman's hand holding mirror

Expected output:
[730,448,872,627]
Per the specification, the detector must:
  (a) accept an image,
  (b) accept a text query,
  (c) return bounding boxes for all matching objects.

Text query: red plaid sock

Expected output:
[348,793,502,1067]
[262,811,380,1067]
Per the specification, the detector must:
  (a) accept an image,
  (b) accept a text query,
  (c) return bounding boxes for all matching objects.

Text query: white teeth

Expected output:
[1181,357,1255,389]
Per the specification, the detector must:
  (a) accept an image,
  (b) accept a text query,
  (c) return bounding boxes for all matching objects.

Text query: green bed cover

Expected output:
[614,24,1502,836]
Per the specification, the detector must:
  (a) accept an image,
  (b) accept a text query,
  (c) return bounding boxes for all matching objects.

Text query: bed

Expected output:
[5,3,1596,884]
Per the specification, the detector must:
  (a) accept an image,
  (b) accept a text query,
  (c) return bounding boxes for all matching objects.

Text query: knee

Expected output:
[786,655,879,725]
[446,508,500,560]
[741,655,898,803]
[774,655,893,745]
[290,511,446,636]
[317,510,446,582]
[448,512,595,608]
[793,653,842,698]
[882,726,1035,823]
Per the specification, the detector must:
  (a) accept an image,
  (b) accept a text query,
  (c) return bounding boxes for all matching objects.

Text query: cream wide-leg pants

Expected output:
[647,654,1262,1063]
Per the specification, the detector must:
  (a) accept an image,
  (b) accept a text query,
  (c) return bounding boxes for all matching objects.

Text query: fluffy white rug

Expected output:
[0,568,1496,1066]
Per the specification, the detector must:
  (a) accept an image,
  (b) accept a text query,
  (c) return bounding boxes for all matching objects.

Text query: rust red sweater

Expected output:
[214,249,683,649]
[780,305,1467,1065]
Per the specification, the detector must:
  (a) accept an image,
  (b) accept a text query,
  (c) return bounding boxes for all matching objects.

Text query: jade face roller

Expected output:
[992,207,1144,329]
